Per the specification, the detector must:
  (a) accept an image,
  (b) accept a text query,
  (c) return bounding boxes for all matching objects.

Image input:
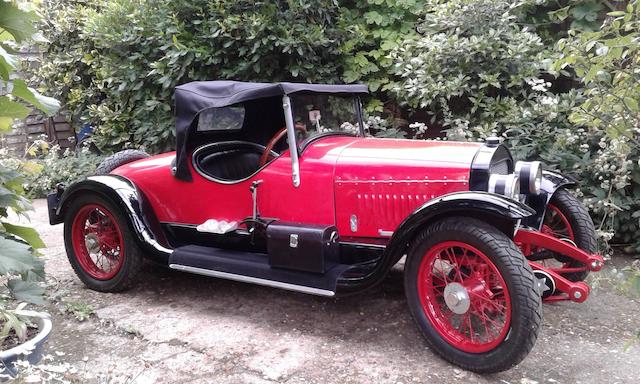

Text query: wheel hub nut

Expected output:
[85,234,100,254]
[443,282,471,314]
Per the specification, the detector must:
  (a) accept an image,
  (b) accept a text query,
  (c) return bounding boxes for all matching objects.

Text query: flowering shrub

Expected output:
[389,0,547,130]
[552,1,640,252]
[389,0,639,251]
[23,144,104,199]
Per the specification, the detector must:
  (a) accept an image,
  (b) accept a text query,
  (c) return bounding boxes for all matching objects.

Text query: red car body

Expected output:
[48,81,604,373]
[112,137,477,239]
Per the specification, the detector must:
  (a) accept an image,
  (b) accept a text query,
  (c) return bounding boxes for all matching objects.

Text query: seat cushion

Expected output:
[199,150,260,181]
[193,142,268,182]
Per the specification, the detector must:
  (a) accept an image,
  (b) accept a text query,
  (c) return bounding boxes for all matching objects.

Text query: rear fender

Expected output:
[337,191,535,294]
[49,175,172,263]
[522,170,577,230]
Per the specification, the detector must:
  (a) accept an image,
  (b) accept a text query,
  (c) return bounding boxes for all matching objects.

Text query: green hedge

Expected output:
[35,0,639,251]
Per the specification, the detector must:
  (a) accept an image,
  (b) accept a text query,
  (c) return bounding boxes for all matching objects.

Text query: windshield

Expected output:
[289,94,363,142]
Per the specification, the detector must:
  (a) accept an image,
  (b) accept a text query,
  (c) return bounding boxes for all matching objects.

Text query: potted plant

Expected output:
[0,161,51,377]
[0,0,60,377]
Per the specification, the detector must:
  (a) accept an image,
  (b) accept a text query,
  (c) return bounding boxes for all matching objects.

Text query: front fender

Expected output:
[336,191,534,294]
[522,170,577,230]
[48,175,172,263]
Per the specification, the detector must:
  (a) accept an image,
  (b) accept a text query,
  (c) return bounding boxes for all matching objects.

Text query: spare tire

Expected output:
[95,149,150,175]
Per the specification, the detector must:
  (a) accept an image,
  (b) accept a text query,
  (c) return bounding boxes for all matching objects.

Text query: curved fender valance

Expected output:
[522,170,577,230]
[50,175,172,263]
[337,191,535,294]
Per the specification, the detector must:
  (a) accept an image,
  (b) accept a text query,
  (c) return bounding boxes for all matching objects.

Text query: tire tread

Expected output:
[404,217,542,373]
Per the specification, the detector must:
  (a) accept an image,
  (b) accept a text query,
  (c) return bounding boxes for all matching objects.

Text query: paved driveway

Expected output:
[26,199,640,383]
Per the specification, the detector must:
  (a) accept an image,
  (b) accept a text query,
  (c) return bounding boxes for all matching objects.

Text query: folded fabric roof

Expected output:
[174,81,369,181]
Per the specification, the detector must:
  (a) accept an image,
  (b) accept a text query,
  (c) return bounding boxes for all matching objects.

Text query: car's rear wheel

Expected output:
[404,217,542,373]
[95,149,150,175]
[540,188,597,282]
[64,194,143,292]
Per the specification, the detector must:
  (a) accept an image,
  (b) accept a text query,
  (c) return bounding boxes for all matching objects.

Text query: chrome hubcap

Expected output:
[443,282,470,314]
[85,233,100,254]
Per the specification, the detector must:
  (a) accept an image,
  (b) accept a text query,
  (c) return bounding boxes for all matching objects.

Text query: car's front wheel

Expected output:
[404,217,542,373]
[64,194,143,292]
[541,188,597,281]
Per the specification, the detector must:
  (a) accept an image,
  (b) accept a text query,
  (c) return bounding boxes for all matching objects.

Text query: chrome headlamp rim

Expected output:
[515,161,543,195]
[488,173,520,199]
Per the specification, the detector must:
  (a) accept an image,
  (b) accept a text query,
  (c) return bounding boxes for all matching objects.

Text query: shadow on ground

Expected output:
[28,199,640,383]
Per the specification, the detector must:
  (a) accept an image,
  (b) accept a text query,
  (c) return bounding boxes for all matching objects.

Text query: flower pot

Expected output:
[0,311,53,378]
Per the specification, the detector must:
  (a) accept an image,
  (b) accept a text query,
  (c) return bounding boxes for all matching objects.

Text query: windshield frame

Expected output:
[290,94,365,142]
[298,95,365,154]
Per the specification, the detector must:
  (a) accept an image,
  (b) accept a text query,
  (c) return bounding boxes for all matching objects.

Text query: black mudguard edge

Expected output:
[48,175,172,264]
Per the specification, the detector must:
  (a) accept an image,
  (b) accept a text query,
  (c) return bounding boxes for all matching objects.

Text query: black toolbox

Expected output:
[266,222,339,273]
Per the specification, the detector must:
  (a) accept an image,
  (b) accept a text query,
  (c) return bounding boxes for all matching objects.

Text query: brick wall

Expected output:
[1,45,74,155]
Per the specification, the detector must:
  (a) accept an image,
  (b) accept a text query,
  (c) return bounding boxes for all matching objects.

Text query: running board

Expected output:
[168,245,351,297]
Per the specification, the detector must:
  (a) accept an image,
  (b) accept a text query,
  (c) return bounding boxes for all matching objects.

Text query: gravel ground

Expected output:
[15,199,640,383]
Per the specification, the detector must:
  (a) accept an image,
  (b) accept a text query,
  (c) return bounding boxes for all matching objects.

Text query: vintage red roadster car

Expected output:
[48,81,604,373]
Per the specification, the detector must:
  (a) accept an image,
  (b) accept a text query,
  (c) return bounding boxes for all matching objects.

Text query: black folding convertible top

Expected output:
[174,81,369,181]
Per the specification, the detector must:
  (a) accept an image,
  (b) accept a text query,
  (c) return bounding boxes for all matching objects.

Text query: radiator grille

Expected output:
[490,160,510,175]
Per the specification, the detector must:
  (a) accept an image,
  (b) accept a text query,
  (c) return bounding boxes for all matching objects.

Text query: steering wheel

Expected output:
[259,124,307,167]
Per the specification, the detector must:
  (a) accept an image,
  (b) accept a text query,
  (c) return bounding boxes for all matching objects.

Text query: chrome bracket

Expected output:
[250,179,263,220]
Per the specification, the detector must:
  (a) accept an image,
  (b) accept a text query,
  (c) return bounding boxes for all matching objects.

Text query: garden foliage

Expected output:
[0,1,57,341]
[34,0,639,251]
[39,0,346,153]
[553,2,640,251]
[389,0,639,250]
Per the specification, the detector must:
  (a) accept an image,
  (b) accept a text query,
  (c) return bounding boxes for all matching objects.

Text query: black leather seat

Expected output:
[193,142,271,182]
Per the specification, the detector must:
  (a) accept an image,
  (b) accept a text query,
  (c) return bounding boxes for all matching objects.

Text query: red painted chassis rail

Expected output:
[514,228,605,303]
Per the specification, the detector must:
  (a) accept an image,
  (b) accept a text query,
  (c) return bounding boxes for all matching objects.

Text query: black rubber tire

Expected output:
[95,149,150,175]
[547,188,597,282]
[63,194,143,292]
[404,217,542,373]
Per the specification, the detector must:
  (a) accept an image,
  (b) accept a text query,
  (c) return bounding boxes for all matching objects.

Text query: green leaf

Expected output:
[7,279,44,304]
[0,116,14,132]
[0,44,18,80]
[0,234,40,275]
[10,79,60,116]
[0,95,30,119]
[548,6,570,22]
[624,97,639,113]
[0,2,38,43]
[1,223,45,249]
[1,310,27,341]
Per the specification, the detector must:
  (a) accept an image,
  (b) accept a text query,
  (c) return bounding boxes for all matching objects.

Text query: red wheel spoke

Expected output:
[417,241,511,353]
[71,203,126,280]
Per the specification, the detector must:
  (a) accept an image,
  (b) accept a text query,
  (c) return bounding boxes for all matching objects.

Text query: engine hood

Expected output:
[333,138,483,238]
[335,138,482,180]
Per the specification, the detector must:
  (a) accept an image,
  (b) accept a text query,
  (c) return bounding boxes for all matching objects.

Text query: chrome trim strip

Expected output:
[162,222,198,228]
[169,264,335,297]
[282,95,300,187]
[339,241,387,249]
[378,230,394,237]
[337,179,467,184]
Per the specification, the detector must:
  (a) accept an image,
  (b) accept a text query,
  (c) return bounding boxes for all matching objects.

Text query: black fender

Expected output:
[522,170,577,230]
[48,175,172,263]
[336,191,535,294]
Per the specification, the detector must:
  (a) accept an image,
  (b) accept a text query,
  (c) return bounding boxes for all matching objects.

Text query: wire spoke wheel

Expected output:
[542,203,574,240]
[538,203,588,276]
[418,241,511,353]
[71,203,125,280]
[405,218,541,372]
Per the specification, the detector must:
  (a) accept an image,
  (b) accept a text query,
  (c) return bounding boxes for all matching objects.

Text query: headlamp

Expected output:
[515,161,542,195]
[488,174,520,199]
